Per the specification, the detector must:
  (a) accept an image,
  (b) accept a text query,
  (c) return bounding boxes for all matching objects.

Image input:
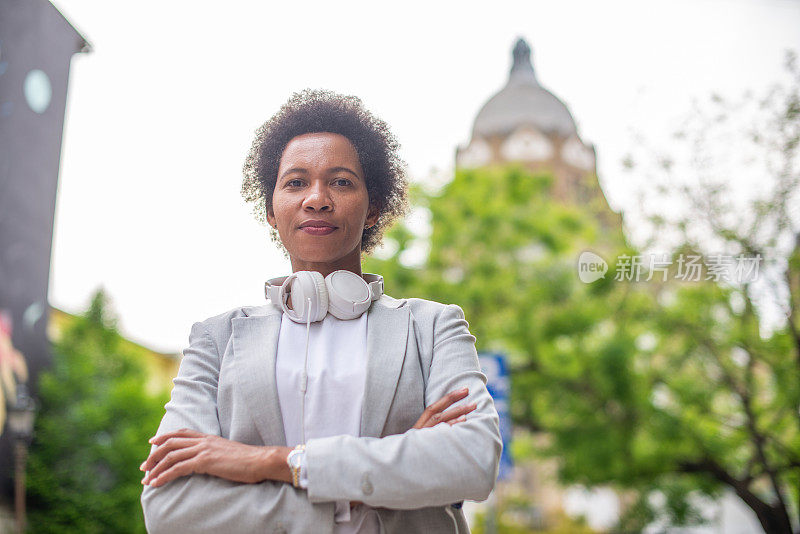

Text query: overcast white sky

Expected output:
[49,0,800,354]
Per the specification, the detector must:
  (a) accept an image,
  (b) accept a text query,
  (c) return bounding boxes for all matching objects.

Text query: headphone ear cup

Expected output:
[325,270,371,320]
[281,271,329,323]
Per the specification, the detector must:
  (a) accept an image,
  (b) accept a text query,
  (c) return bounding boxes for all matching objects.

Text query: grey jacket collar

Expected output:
[231,295,410,445]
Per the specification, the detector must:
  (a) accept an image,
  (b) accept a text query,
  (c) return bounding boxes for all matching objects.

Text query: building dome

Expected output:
[472,38,578,139]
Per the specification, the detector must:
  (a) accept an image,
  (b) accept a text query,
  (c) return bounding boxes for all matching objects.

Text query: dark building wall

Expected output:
[0,0,89,497]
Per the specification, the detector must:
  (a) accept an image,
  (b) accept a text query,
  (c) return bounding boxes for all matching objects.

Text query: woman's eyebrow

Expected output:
[279,166,360,180]
[328,166,360,180]
[279,167,306,180]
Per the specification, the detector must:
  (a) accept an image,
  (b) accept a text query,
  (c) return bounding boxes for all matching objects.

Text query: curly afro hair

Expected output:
[241,88,410,257]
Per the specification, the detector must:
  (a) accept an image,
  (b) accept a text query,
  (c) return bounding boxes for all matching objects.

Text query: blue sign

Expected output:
[478,352,513,481]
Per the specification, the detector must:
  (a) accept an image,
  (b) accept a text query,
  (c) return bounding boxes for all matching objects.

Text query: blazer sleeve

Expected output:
[303,303,503,509]
[140,321,326,534]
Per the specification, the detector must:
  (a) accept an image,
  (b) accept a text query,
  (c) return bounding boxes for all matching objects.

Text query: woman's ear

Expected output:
[266,207,277,229]
[365,205,380,229]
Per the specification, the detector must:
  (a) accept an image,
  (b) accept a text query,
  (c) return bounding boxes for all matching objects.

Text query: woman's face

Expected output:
[267,132,378,274]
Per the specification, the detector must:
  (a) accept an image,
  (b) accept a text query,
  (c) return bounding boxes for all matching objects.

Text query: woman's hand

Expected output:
[412,387,477,429]
[140,429,292,488]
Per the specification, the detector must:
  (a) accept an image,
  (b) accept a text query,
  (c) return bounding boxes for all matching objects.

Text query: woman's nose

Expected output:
[302,183,332,212]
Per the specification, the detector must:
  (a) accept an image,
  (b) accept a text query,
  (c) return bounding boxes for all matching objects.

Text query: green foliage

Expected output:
[25,289,168,533]
[471,505,597,534]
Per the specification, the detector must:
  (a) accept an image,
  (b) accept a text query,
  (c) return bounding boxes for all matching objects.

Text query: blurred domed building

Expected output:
[457,37,621,229]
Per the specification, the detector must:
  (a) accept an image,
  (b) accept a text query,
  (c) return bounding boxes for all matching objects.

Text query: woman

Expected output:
[140,89,502,533]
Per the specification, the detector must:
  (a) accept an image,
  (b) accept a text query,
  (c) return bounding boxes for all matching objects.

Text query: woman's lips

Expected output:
[300,226,337,235]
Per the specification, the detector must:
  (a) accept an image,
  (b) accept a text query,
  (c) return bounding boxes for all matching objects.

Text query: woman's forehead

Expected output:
[279,132,363,177]
[282,132,357,160]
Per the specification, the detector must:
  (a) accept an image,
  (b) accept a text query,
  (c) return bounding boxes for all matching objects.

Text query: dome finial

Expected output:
[509,37,538,86]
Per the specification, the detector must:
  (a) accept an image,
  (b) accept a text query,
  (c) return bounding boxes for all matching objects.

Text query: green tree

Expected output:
[365,52,800,533]
[617,50,800,533]
[25,288,168,533]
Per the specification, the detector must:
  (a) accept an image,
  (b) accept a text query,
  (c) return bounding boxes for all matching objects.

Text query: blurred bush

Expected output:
[25,289,168,533]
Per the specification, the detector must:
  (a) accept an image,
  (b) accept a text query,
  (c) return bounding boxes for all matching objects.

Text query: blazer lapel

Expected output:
[361,297,410,438]
[231,304,287,447]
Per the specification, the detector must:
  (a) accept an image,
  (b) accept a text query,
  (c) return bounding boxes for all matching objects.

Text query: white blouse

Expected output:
[275,310,380,533]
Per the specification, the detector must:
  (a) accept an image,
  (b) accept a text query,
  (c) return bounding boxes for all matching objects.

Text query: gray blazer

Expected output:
[141,294,502,534]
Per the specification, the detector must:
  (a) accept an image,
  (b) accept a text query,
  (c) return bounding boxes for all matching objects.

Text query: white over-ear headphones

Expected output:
[264,270,384,323]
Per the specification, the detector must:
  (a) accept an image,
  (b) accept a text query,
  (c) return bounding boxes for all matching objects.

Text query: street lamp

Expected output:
[7,383,36,534]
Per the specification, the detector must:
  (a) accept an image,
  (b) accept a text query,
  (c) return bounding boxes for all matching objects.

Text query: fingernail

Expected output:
[148,438,154,444]
[460,387,468,393]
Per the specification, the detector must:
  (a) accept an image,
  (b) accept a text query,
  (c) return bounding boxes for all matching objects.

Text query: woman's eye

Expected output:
[286,179,304,187]
[334,178,352,186]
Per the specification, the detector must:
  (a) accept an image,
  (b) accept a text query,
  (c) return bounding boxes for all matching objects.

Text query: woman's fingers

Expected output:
[141,436,199,472]
[438,402,477,424]
[413,387,470,429]
[148,428,204,446]
[146,453,201,487]
[414,388,466,428]
[447,415,466,426]
[143,445,201,485]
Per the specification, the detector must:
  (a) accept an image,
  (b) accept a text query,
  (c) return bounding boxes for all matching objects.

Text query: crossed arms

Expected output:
[140,304,502,532]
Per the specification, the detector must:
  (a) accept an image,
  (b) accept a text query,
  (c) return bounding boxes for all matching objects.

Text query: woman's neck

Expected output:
[289,250,362,279]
